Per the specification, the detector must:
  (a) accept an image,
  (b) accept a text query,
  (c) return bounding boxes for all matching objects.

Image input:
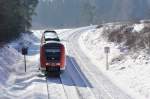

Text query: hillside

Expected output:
[79,21,150,99]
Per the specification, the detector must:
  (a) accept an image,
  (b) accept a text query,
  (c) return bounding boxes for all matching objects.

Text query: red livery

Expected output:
[40,30,66,74]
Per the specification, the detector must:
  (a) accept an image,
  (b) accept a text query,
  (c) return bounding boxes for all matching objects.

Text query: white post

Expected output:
[106,53,108,70]
[24,55,26,72]
[104,47,110,70]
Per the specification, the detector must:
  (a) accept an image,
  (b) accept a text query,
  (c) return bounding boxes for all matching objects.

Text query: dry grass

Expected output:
[102,22,150,51]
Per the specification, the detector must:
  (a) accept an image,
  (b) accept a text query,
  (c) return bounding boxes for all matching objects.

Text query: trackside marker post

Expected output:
[104,47,110,70]
[22,47,28,72]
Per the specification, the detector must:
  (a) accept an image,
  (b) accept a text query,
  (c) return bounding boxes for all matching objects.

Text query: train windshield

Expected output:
[45,48,61,61]
[44,32,58,39]
[44,32,60,41]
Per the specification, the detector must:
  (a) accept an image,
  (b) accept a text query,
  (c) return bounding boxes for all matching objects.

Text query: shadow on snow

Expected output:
[46,55,93,88]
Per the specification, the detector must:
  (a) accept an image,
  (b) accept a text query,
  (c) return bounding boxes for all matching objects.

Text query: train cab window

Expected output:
[44,31,60,41]
[45,48,61,61]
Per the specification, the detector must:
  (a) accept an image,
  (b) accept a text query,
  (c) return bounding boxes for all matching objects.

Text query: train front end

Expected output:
[40,41,65,74]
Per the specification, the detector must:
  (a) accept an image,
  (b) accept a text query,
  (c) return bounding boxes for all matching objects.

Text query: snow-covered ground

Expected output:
[1,23,150,99]
[79,22,150,99]
[0,31,48,99]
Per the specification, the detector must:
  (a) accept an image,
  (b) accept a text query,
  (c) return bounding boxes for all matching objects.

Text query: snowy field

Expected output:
[79,22,150,99]
[0,22,150,99]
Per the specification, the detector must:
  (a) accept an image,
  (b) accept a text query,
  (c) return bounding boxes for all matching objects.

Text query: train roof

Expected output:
[44,33,58,39]
[42,40,63,46]
[43,30,57,36]
[43,30,60,42]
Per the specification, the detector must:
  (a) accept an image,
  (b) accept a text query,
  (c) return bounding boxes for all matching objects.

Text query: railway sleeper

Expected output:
[45,67,60,77]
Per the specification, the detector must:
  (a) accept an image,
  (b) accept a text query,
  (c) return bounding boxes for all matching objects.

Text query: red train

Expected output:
[40,30,65,75]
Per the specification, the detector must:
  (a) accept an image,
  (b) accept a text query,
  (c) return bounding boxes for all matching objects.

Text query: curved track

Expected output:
[45,26,133,99]
[45,27,97,99]
[46,57,96,99]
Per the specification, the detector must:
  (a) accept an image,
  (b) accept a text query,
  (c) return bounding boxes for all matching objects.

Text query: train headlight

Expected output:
[56,63,60,65]
[46,63,50,65]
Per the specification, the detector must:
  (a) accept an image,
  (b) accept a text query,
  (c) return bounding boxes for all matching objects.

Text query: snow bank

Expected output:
[79,22,150,99]
[0,46,22,85]
[0,31,48,99]
[132,24,145,32]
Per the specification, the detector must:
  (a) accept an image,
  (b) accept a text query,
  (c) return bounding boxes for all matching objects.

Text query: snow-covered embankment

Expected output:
[0,31,48,99]
[79,22,150,99]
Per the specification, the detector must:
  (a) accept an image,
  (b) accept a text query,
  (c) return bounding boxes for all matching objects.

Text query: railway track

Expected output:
[45,55,97,99]
[45,27,97,99]
[45,26,132,99]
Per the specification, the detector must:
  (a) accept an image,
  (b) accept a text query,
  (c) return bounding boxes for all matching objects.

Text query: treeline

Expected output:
[0,0,38,42]
[32,0,150,28]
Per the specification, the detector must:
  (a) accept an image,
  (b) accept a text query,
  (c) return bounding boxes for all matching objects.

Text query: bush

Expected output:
[102,21,150,51]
